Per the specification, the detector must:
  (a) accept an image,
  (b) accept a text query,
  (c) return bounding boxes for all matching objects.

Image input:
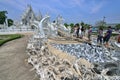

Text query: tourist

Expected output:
[97,27,103,44]
[103,26,112,47]
[81,26,85,39]
[88,26,92,41]
[76,23,80,38]
[84,27,86,36]
[79,25,82,38]
[73,25,77,37]
[117,34,120,43]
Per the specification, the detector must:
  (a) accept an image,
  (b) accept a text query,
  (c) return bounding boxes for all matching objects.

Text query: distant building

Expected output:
[93,23,120,30]
[21,4,42,26]
[106,23,120,29]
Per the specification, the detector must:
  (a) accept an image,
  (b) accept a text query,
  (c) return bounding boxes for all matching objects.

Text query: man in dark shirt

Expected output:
[76,23,80,38]
[103,26,112,47]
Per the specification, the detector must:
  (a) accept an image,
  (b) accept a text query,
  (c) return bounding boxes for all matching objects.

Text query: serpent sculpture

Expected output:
[26,15,120,80]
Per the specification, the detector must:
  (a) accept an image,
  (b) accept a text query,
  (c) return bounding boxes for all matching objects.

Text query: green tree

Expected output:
[80,21,90,29]
[0,11,8,24]
[84,24,90,29]
[69,23,74,28]
[95,20,106,26]
[95,20,107,29]
[64,23,69,28]
[80,22,90,29]
[81,22,84,27]
[115,24,120,30]
[98,25,105,30]
[8,19,13,27]
[69,23,74,33]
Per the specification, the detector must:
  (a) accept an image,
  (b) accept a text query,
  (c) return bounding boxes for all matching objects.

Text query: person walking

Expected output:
[76,23,80,38]
[97,27,103,44]
[117,34,120,43]
[88,26,92,41]
[73,25,77,37]
[81,26,85,39]
[103,26,112,47]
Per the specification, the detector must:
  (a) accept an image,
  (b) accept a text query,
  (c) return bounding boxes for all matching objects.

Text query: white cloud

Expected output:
[0,0,109,23]
[49,0,85,8]
[31,2,62,15]
[69,0,85,7]
[1,0,26,10]
[90,2,104,14]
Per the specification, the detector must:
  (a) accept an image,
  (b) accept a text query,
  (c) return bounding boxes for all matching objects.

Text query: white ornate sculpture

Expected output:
[31,14,58,39]
[47,22,58,37]
[38,15,50,38]
[56,15,69,33]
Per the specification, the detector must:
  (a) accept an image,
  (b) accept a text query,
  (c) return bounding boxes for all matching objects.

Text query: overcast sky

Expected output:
[0,0,120,25]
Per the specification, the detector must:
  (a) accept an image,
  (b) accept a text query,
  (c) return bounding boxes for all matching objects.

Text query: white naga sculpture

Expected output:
[32,16,49,39]
[38,15,50,38]
[31,14,73,39]
[47,21,58,37]
[32,14,58,39]
[56,15,69,32]
[55,15,71,37]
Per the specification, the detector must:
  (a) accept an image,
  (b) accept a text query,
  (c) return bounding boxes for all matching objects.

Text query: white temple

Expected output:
[0,4,70,37]
[21,5,42,26]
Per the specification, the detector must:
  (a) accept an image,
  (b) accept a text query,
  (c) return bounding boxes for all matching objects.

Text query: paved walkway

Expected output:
[0,33,39,80]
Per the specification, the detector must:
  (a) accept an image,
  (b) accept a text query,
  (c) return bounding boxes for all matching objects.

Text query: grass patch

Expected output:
[0,34,23,46]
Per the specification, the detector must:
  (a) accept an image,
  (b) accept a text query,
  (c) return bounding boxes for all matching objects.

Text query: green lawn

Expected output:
[0,34,23,46]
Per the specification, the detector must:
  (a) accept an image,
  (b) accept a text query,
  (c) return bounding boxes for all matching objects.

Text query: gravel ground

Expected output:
[0,33,39,80]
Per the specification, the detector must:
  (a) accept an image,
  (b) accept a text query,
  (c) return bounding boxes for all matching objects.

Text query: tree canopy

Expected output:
[8,19,13,27]
[69,23,74,28]
[64,23,69,28]
[0,11,13,27]
[80,22,84,27]
[0,11,8,24]
[115,24,120,30]
[95,20,107,29]
[84,23,90,29]
[95,20,106,26]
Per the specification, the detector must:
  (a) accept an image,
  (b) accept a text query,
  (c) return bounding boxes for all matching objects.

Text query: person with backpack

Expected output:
[103,26,112,47]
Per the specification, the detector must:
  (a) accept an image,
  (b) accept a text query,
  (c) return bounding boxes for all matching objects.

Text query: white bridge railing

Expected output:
[0,28,34,34]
